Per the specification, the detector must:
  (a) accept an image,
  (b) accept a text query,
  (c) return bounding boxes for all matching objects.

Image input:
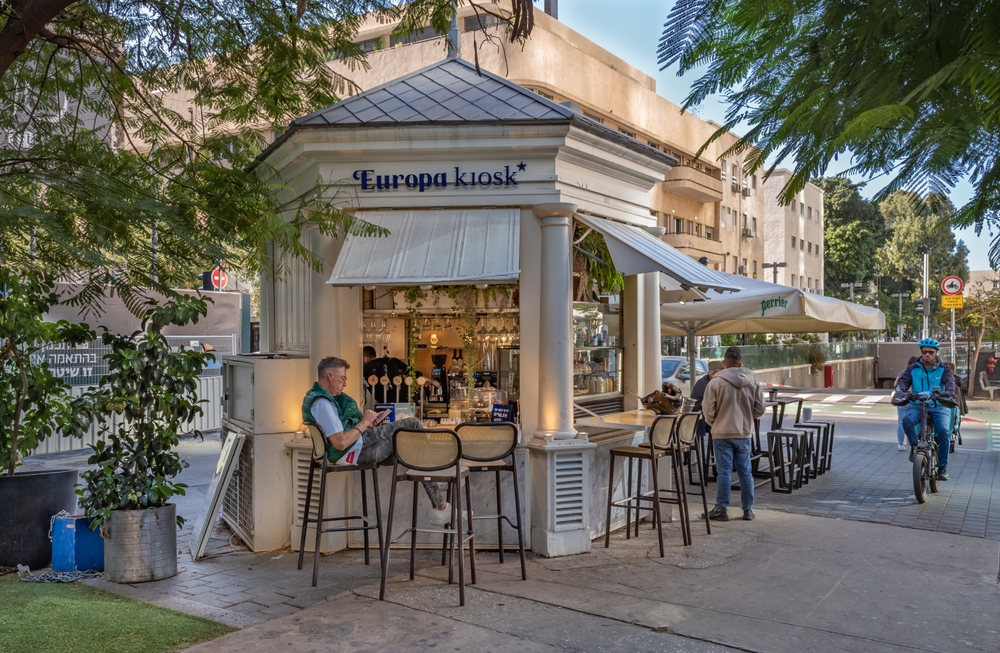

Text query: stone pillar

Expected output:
[642,272,662,395]
[527,203,595,557]
[532,203,578,442]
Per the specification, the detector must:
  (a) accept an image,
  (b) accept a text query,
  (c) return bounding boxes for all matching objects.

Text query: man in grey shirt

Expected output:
[702,347,764,522]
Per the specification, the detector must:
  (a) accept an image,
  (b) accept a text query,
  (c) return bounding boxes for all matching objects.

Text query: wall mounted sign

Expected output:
[353,162,527,193]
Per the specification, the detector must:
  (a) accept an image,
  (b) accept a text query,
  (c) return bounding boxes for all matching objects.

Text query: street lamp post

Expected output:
[841,282,862,302]
[891,292,906,341]
[762,261,787,284]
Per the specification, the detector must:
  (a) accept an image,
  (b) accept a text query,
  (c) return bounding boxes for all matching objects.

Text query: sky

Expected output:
[547,0,993,271]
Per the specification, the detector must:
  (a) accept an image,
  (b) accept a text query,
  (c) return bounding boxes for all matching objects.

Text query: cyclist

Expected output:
[896,338,957,480]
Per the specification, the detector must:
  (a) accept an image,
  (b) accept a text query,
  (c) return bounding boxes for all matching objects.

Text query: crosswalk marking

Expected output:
[822,395,848,403]
[842,411,868,415]
[989,424,1000,452]
[857,395,885,404]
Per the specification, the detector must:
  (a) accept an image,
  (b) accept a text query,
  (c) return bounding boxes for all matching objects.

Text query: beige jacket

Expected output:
[703,367,765,439]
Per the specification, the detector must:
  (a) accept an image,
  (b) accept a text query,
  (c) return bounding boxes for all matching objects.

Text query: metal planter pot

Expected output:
[0,469,78,569]
[103,504,178,583]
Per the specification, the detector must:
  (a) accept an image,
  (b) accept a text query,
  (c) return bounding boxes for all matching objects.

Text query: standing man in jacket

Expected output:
[703,347,765,521]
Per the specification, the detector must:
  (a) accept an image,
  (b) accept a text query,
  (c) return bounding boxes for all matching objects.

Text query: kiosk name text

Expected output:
[353,164,524,193]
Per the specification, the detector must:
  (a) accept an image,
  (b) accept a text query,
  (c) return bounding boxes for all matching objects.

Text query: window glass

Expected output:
[661,359,681,379]
[573,301,622,397]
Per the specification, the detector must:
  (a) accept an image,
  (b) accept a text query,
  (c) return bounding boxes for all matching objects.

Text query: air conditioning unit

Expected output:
[742,228,755,239]
[731,181,741,192]
[738,265,748,275]
[741,185,753,196]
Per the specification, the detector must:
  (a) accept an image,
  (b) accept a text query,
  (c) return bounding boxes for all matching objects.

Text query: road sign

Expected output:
[941,295,963,309]
[941,276,963,295]
[211,267,228,291]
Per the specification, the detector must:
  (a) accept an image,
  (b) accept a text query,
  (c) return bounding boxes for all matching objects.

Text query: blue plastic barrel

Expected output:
[51,515,104,572]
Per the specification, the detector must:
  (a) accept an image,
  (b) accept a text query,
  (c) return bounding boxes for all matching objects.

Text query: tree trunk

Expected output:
[970,324,986,399]
[8,361,28,476]
[0,0,77,81]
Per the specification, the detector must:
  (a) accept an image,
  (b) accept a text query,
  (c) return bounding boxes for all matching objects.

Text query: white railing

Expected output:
[28,376,223,457]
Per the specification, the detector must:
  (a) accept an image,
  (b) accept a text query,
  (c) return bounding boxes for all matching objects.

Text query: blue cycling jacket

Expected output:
[896,357,956,408]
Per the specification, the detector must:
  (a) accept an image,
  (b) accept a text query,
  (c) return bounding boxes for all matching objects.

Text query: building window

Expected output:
[695,224,702,237]
[706,227,714,240]
[807,242,812,254]
[674,218,683,234]
[533,88,554,100]
[722,208,727,227]
[816,244,821,256]
[752,217,757,235]
[799,203,804,216]
[732,164,738,181]
[390,25,440,46]
[753,260,758,275]
[791,200,796,212]
[742,258,748,274]
[791,236,796,249]
[733,256,738,271]
[791,274,796,286]
[464,14,501,31]
[807,207,813,221]
[751,176,757,191]
[720,160,726,180]
[583,111,604,124]
[800,239,805,251]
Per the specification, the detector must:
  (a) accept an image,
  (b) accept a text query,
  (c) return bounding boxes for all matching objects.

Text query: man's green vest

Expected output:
[302,382,363,463]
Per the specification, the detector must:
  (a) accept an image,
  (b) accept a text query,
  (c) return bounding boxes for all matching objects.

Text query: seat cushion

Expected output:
[405,466,469,482]
[461,458,508,470]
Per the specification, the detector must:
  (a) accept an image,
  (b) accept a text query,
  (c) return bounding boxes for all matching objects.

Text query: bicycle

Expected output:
[896,390,957,504]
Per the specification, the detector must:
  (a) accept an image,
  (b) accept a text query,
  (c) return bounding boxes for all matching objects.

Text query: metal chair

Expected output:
[604,414,691,558]
[380,427,475,606]
[674,412,711,535]
[297,421,383,587]
[443,422,526,580]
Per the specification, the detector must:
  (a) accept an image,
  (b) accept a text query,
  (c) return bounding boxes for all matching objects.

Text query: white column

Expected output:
[532,203,579,441]
[527,203,595,558]
[642,272,662,395]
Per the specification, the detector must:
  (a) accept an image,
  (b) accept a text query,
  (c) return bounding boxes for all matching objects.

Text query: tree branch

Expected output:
[0,0,77,79]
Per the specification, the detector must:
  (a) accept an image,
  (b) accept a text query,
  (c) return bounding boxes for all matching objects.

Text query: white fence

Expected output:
[29,376,223,456]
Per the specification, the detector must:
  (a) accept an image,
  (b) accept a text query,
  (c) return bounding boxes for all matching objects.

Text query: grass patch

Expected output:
[0,574,234,652]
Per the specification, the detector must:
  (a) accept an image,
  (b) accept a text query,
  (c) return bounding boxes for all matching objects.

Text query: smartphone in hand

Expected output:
[372,409,392,426]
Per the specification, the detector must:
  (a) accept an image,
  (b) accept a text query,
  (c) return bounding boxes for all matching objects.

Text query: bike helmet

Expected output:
[919,338,940,351]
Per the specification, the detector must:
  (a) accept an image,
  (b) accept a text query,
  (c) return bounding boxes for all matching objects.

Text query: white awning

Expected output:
[574,214,742,293]
[327,209,520,286]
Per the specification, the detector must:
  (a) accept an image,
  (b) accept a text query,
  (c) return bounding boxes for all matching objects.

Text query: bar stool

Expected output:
[674,412,711,535]
[443,422,526,580]
[380,427,475,606]
[297,421,383,587]
[766,428,807,493]
[604,414,691,557]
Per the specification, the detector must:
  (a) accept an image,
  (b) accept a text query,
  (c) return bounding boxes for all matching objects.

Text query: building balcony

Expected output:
[661,165,724,203]
[661,231,724,261]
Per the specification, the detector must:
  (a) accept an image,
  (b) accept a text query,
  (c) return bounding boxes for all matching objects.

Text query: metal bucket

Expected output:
[103,504,178,583]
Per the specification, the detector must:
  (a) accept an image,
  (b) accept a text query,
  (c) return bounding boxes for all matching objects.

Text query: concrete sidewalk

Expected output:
[184,509,1000,653]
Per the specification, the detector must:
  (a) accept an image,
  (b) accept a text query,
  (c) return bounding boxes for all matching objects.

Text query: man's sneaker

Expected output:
[430,503,450,527]
[909,446,916,462]
[743,509,755,521]
[937,467,949,481]
[707,508,729,522]
[429,503,473,527]
[897,443,906,451]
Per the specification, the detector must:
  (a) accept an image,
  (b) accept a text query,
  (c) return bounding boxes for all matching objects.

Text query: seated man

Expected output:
[897,338,957,481]
[302,356,452,525]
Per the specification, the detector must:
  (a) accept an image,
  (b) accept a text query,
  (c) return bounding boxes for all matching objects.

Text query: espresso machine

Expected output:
[423,353,449,417]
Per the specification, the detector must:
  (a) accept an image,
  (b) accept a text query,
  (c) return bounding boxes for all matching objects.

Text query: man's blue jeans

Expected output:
[901,404,952,468]
[713,437,754,512]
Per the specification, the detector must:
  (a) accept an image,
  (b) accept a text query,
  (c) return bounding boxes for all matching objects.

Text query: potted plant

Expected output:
[76,295,210,583]
[0,268,94,569]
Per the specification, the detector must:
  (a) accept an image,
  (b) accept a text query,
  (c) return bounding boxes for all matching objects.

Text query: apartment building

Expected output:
[144,4,773,275]
[762,170,825,293]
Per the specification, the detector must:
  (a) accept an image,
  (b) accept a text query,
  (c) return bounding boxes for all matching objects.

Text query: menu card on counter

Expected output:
[491,404,513,423]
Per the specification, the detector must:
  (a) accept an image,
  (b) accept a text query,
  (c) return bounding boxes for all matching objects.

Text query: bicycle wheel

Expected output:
[929,448,939,494]
[912,452,929,504]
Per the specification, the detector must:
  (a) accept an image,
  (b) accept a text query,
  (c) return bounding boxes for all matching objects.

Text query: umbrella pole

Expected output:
[687,328,698,397]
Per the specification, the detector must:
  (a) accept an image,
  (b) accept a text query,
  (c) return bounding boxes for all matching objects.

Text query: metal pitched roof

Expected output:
[294,58,574,127]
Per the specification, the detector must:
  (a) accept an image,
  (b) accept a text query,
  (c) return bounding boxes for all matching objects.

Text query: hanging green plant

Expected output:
[574,226,624,295]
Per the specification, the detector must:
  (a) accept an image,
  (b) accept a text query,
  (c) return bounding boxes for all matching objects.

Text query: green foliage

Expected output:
[815,177,886,297]
[574,226,624,295]
[0,0,533,309]
[75,296,211,526]
[807,347,826,374]
[658,0,1000,262]
[0,268,94,475]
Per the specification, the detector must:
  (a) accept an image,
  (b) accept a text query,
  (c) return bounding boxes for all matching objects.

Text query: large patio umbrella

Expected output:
[660,273,885,393]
